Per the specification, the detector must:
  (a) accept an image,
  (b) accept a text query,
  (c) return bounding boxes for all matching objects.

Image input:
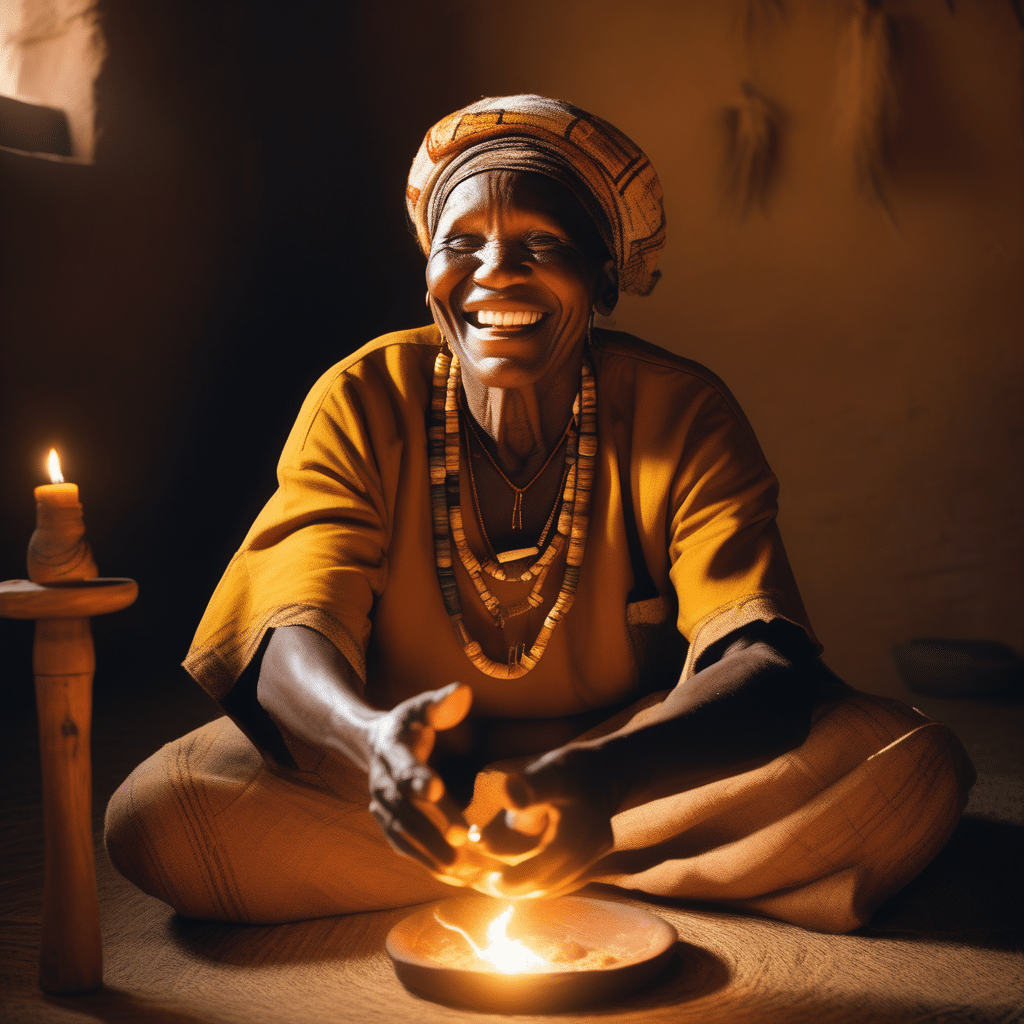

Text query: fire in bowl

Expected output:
[386,895,677,1013]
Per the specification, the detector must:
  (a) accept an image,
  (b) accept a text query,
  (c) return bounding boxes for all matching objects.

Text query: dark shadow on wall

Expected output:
[0,0,476,707]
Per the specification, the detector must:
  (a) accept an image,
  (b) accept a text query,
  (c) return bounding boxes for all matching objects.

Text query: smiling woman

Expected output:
[104,94,973,933]
[428,171,611,401]
[426,171,610,557]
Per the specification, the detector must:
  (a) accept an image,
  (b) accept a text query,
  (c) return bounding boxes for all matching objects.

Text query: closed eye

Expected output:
[524,232,573,251]
[443,234,484,252]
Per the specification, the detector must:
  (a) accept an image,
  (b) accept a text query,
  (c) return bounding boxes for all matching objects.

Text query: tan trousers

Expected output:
[104,686,974,934]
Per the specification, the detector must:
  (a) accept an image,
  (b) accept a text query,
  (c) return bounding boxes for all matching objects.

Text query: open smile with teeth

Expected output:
[471,309,545,328]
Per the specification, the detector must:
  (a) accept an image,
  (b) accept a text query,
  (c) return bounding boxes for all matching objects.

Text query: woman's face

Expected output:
[426,170,614,392]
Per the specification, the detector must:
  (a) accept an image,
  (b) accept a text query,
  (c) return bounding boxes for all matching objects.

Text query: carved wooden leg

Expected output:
[33,616,102,994]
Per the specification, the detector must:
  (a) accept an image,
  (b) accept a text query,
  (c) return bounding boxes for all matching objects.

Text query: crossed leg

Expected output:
[105,686,973,932]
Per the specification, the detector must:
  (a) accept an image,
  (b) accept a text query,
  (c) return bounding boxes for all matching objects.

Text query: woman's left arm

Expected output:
[479,617,826,897]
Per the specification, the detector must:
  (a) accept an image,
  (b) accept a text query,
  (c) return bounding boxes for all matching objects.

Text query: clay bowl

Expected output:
[386,894,677,1013]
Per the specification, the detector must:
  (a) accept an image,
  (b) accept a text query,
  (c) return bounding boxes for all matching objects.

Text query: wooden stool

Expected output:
[0,576,137,994]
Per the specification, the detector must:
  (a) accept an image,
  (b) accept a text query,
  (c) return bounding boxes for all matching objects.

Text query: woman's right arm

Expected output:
[256,624,472,870]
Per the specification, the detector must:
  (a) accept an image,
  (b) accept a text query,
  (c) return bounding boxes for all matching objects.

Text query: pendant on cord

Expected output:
[462,401,572,532]
[511,490,523,530]
[508,642,526,671]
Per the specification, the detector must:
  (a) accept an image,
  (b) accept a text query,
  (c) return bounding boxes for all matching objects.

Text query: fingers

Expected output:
[488,801,613,898]
[370,781,460,867]
[401,721,438,767]
[381,738,440,799]
[477,810,549,866]
[499,775,556,840]
[504,764,574,813]
[505,804,551,838]
[370,799,449,869]
[419,789,471,848]
[495,844,588,897]
[395,683,471,765]
[504,773,535,809]
[370,732,471,871]
[364,683,473,875]
[424,682,473,732]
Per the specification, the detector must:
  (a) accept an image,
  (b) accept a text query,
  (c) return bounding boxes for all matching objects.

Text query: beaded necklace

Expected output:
[429,345,597,678]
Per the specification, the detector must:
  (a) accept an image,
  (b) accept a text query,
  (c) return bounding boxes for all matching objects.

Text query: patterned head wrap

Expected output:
[406,94,666,296]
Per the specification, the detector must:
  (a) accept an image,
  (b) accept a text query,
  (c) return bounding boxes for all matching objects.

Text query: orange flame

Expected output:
[434,904,547,974]
[47,449,64,484]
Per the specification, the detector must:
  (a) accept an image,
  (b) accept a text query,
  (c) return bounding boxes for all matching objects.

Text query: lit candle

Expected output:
[28,449,98,583]
[34,448,82,507]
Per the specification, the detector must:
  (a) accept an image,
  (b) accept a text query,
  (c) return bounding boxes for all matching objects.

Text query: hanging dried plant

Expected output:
[723,81,782,214]
[743,0,785,38]
[834,0,899,210]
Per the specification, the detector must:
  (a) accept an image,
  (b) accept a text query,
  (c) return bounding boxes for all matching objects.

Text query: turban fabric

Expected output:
[406,94,666,296]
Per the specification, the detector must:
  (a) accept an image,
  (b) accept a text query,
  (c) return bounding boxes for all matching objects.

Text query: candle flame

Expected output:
[434,904,548,974]
[47,449,64,484]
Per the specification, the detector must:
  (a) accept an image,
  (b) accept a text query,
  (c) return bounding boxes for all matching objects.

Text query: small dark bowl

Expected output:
[891,638,1024,698]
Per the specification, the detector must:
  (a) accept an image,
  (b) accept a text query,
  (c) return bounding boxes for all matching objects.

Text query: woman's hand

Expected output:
[460,620,823,899]
[365,682,475,872]
[257,628,511,886]
[476,745,619,899]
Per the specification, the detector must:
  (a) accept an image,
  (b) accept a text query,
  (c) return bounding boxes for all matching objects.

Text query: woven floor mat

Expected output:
[2,682,1022,1023]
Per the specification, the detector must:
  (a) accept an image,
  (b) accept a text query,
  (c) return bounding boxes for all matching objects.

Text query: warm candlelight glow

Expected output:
[388,896,671,1010]
[48,449,64,484]
[30,444,95,580]
[34,448,82,512]
[434,904,548,974]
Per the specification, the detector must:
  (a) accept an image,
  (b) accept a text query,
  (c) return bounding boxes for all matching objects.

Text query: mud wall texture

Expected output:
[1,0,1021,697]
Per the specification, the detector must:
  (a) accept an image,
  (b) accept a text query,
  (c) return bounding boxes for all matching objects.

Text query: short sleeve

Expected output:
[183,362,395,703]
[667,385,817,679]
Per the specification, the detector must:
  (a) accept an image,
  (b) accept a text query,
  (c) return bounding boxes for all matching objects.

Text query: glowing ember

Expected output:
[47,449,64,484]
[434,905,548,974]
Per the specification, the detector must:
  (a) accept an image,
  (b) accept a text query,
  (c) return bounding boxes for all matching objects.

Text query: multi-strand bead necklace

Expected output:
[429,345,597,678]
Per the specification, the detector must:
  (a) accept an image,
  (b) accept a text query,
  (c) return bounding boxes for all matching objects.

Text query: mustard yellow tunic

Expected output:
[184,325,814,718]
[106,325,973,932]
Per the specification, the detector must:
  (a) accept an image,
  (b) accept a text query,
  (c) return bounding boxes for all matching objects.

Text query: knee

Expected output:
[104,753,177,911]
[807,720,977,932]
[104,743,247,922]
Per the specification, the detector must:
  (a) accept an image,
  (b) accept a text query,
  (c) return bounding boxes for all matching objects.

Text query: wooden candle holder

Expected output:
[0,487,136,994]
[0,577,137,994]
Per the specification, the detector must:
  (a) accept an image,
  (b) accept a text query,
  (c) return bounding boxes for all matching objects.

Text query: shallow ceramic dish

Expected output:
[386,894,677,1013]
